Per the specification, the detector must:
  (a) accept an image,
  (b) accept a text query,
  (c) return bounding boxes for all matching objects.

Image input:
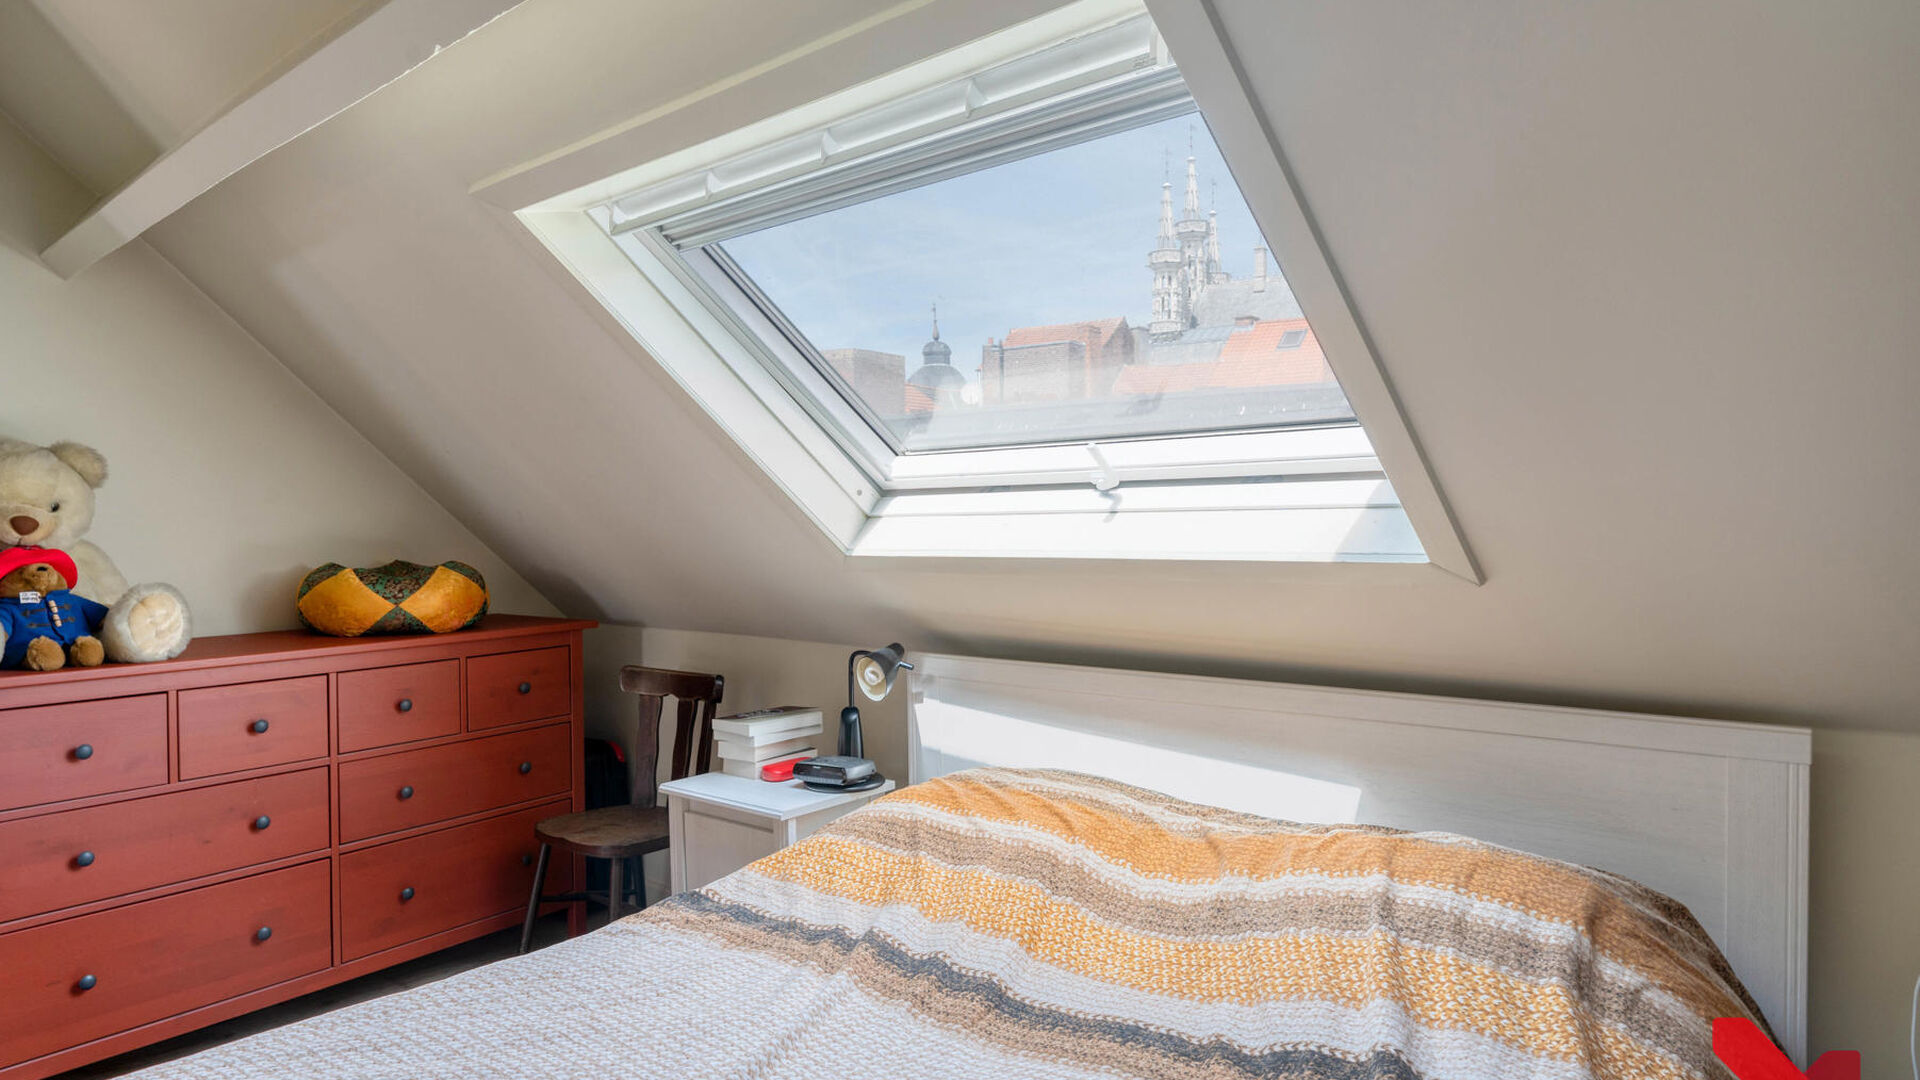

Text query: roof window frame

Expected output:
[513,0,1476,575]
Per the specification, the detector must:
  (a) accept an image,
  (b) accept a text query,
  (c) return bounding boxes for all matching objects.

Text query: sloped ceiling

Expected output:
[37,0,1920,730]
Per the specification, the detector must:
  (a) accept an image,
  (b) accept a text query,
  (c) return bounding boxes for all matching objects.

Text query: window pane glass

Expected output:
[714,113,1355,453]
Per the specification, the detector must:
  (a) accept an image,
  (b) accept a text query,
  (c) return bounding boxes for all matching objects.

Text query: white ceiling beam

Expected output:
[40,0,525,279]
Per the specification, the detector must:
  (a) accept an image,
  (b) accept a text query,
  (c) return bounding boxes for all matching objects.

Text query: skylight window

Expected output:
[713,117,1352,452]
[518,1,1473,573]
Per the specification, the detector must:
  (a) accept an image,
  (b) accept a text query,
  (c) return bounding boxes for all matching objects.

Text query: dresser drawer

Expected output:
[338,659,460,752]
[467,646,570,730]
[0,860,332,1070]
[178,676,329,779]
[337,724,570,842]
[0,695,166,812]
[0,768,331,923]
[340,800,570,961]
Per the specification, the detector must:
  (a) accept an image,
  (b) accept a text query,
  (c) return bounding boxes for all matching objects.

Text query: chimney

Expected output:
[1253,246,1268,292]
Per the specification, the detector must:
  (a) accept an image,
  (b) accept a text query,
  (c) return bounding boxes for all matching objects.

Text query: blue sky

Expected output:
[719,114,1279,386]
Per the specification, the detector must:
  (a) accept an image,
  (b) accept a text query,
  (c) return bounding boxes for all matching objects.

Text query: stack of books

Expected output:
[711,706,823,780]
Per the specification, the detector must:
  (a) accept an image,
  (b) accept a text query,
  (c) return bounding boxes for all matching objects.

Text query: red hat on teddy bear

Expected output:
[0,547,79,589]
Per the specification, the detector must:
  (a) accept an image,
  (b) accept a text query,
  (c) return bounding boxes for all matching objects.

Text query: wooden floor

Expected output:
[56,911,602,1078]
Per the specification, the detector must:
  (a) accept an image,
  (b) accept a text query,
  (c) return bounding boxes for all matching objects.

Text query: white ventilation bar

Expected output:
[605,15,1194,249]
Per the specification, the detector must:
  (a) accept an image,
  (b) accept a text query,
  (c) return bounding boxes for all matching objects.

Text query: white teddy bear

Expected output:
[0,438,192,664]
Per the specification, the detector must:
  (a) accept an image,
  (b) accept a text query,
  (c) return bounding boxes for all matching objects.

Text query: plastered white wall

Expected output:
[7,0,1919,1064]
[0,111,554,633]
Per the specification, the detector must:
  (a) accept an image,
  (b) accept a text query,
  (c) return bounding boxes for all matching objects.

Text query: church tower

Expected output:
[1174,154,1210,322]
[906,302,967,407]
[1148,179,1184,337]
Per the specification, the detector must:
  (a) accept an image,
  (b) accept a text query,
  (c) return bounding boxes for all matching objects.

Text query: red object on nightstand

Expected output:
[760,757,805,782]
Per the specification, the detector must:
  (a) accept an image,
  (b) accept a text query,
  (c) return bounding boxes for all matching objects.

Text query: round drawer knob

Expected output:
[521,853,533,867]
[76,974,97,992]
[250,719,270,734]
[256,926,273,942]
[518,761,532,775]
[73,744,94,761]
[253,815,272,831]
[517,682,531,695]
[398,785,414,800]
[75,850,95,868]
[399,887,415,902]
[397,698,413,713]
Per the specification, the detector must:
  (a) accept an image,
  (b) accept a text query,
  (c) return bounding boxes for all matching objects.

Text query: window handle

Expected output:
[1085,442,1119,492]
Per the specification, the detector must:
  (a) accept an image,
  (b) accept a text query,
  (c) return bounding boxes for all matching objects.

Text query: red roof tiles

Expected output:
[1003,317,1127,350]
[1112,318,1332,394]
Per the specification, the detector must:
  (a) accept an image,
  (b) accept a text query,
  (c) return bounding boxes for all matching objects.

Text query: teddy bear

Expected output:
[0,438,191,664]
[0,548,109,671]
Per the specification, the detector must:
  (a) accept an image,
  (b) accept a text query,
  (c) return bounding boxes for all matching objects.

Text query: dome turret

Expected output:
[907,304,966,399]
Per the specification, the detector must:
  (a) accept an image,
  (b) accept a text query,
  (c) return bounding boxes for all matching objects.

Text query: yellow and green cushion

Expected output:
[296,560,488,637]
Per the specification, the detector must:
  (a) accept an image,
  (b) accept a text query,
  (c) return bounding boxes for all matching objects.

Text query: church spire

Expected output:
[1173,153,1210,326]
[1148,179,1184,337]
[920,300,950,366]
[1206,209,1225,284]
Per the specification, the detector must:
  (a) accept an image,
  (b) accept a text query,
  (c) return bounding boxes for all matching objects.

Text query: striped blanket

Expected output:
[130,768,1766,1080]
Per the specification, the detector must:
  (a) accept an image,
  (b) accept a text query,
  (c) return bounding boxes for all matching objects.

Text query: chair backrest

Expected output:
[618,665,724,809]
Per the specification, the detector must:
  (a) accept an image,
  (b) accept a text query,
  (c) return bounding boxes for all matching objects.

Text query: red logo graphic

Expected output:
[1713,1019,1859,1080]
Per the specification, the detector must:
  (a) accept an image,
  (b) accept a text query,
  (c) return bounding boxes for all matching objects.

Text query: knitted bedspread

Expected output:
[129,768,1765,1080]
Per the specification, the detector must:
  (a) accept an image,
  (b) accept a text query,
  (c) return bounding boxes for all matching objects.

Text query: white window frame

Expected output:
[611,217,1379,492]
[511,0,1477,576]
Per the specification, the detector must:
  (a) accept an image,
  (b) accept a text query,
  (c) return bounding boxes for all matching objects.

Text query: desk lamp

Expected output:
[799,643,909,793]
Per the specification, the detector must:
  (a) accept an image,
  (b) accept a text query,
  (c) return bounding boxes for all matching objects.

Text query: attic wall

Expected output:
[135,0,1920,736]
[0,110,554,632]
[1806,729,1920,1069]
[7,0,1915,1066]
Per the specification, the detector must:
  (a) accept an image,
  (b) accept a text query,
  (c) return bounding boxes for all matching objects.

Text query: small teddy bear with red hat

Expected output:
[0,547,110,671]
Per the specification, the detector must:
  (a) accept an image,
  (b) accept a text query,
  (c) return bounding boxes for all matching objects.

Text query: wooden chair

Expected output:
[518,666,723,952]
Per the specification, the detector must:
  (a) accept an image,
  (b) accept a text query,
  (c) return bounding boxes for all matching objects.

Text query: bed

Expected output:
[123,655,1808,1080]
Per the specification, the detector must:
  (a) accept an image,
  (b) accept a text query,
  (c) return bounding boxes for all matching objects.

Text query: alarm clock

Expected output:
[792,755,886,792]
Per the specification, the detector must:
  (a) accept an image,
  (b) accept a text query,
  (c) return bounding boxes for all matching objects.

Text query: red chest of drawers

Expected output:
[0,615,594,1079]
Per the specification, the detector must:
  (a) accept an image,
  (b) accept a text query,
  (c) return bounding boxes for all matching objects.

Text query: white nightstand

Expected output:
[659,772,896,893]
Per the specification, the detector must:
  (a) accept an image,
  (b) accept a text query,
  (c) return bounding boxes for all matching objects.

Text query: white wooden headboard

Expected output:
[907,652,1811,1063]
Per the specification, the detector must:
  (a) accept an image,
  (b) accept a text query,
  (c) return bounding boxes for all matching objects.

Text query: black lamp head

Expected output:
[853,643,913,703]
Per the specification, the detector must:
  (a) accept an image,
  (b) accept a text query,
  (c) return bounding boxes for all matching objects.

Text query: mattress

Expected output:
[126,768,1765,1079]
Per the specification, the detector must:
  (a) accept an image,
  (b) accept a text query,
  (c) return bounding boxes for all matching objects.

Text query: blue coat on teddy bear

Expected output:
[0,547,110,670]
